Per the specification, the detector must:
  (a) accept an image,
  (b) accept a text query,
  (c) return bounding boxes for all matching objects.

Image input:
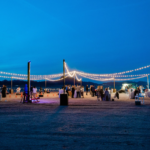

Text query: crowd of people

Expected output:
[64,84,112,101]
[90,85,111,101]
[128,87,141,99]
[2,83,145,101]
[30,86,38,99]
[96,87,110,101]
[21,85,38,103]
[134,87,141,97]
[127,86,150,99]
[65,84,84,98]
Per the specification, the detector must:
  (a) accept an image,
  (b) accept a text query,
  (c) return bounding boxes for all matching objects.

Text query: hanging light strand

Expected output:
[76,71,149,78]
[1,63,150,77]
[77,73,147,81]
[65,63,82,81]
[0,63,150,81]
[45,76,69,81]
[0,75,27,80]
[74,64,150,76]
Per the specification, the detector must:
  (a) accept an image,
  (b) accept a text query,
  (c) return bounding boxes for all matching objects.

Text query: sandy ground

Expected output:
[0,93,150,150]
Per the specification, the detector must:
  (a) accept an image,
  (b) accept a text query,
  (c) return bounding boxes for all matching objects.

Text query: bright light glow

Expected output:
[65,63,81,81]
[65,63,76,77]
[122,84,130,90]
[45,76,69,81]
[0,63,149,82]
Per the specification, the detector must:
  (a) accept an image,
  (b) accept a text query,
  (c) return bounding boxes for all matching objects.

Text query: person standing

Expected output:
[2,85,6,98]
[81,86,84,98]
[97,86,101,101]
[40,87,42,94]
[90,85,93,96]
[72,85,75,98]
[30,86,33,99]
[92,85,95,97]
[134,87,140,97]
[66,85,68,94]
[104,88,109,101]
[76,84,80,98]
[23,84,28,102]
[33,86,37,99]
[137,87,141,94]
[100,86,104,100]
[86,85,88,95]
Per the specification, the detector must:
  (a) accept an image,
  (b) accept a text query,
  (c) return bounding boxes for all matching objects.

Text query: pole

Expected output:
[114,78,115,89]
[11,77,12,90]
[45,79,46,89]
[63,59,65,93]
[74,74,75,85]
[81,79,82,86]
[27,61,30,102]
[147,75,149,90]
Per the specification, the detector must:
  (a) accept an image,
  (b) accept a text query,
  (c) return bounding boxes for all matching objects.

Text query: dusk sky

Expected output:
[0,0,150,81]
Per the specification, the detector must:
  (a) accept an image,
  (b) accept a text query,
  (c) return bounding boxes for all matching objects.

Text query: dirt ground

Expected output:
[0,93,150,150]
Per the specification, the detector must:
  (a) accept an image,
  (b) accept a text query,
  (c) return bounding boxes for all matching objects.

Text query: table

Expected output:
[59,89,64,98]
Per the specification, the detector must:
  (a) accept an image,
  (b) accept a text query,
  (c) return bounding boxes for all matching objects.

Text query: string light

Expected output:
[64,63,149,81]
[0,63,150,82]
[76,72,149,78]
[0,71,69,78]
[1,63,150,77]
[75,71,150,77]
[77,74,147,81]
[0,75,27,80]
[75,74,82,81]
[77,74,114,81]
[112,64,150,75]
[45,76,69,81]
[115,76,147,81]
[65,63,81,81]
[74,64,150,76]
[65,63,76,77]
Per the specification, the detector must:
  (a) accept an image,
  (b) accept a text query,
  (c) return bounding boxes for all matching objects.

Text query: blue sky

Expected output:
[0,0,150,82]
